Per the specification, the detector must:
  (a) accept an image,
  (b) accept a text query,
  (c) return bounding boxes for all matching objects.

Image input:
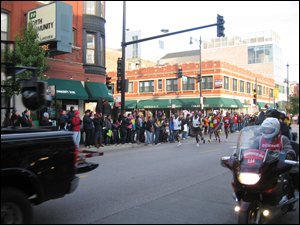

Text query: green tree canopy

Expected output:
[289,95,299,116]
[1,22,51,98]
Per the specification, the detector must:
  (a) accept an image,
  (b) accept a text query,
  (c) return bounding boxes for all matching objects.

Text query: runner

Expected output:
[208,112,215,142]
[209,112,221,142]
[173,113,182,146]
[192,112,205,147]
[223,112,231,142]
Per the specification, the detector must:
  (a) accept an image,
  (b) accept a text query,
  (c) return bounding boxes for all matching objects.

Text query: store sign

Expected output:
[115,96,121,107]
[215,79,223,88]
[27,1,73,55]
[57,89,76,94]
[28,3,56,42]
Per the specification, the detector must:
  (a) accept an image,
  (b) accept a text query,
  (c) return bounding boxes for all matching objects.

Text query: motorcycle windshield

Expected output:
[236,125,286,165]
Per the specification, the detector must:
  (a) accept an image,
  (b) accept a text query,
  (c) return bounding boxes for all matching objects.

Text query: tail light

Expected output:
[74,144,78,168]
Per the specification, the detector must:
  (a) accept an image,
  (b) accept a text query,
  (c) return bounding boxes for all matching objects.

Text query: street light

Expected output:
[190,36,203,111]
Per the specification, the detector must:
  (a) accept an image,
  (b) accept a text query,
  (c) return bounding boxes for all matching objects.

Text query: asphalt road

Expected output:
[32,125,299,224]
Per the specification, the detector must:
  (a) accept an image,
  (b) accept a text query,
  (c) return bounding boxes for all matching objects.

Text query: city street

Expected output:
[32,125,299,224]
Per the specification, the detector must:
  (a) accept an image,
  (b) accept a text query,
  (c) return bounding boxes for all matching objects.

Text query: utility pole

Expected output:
[286,63,289,114]
[199,36,202,111]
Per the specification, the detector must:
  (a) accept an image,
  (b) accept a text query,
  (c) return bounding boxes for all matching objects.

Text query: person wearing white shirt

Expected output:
[173,113,182,146]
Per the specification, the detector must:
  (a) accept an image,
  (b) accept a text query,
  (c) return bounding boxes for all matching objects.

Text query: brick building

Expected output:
[159,30,286,110]
[107,60,275,118]
[1,1,112,124]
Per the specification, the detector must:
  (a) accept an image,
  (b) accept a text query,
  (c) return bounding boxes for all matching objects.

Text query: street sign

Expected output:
[115,96,121,107]
[182,76,187,81]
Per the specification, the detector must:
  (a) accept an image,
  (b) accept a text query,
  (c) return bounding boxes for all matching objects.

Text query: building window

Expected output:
[248,44,273,64]
[240,80,244,93]
[129,82,133,92]
[1,11,9,50]
[158,79,162,90]
[159,40,164,50]
[258,85,262,96]
[182,77,195,91]
[132,35,138,58]
[100,35,105,66]
[201,76,213,90]
[224,76,229,90]
[72,28,76,46]
[232,78,237,92]
[247,82,251,94]
[100,1,105,18]
[86,33,95,64]
[166,79,178,92]
[270,89,274,98]
[86,1,96,15]
[139,81,154,93]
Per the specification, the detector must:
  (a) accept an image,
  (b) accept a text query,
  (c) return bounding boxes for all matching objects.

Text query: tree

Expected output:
[289,95,299,116]
[1,22,51,98]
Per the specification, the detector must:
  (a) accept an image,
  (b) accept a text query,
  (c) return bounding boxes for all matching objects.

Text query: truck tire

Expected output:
[1,187,33,224]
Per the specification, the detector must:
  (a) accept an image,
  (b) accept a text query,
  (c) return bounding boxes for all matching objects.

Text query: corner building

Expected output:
[107,60,275,118]
[1,1,112,125]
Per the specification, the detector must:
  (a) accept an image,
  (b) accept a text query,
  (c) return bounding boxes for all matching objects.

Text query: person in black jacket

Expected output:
[93,113,104,148]
[40,112,52,126]
[20,110,32,127]
[119,111,129,144]
[83,111,93,148]
[95,97,105,115]
[11,109,21,127]
[58,110,68,131]
[67,106,76,131]
[2,112,12,127]
[102,100,112,117]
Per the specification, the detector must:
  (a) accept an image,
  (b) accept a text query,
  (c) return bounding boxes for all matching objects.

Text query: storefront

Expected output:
[45,78,88,124]
[136,97,243,118]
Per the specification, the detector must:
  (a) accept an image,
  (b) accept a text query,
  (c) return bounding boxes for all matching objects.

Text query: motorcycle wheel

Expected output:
[238,208,262,224]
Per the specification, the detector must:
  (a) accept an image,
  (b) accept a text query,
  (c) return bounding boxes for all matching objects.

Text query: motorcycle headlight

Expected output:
[238,172,261,185]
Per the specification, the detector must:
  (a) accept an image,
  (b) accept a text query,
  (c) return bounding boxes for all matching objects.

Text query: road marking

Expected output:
[79,175,89,178]
[200,148,221,153]
[230,146,236,148]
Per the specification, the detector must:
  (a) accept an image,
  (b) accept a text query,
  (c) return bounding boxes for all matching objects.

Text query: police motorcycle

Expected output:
[221,124,299,224]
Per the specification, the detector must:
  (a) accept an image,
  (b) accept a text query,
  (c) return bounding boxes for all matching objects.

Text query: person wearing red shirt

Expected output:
[223,112,231,142]
[233,113,238,132]
[72,110,82,149]
[209,112,221,142]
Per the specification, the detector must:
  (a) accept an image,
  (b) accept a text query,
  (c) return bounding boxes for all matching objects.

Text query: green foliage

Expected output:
[289,95,299,116]
[1,22,51,98]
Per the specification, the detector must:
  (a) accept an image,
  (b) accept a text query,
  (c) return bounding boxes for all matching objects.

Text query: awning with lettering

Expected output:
[47,78,89,100]
[257,102,275,110]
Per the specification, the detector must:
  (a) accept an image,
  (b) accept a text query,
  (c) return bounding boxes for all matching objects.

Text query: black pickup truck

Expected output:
[1,126,99,224]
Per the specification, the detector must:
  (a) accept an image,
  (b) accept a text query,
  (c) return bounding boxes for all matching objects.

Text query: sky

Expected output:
[105,1,299,82]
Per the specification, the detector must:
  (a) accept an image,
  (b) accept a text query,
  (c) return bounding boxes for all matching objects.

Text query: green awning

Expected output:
[203,98,243,108]
[137,98,200,109]
[257,102,274,110]
[85,82,114,102]
[126,100,137,109]
[234,99,244,108]
[47,78,88,100]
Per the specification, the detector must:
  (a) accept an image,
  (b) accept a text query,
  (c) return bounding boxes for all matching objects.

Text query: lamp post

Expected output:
[190,36,203,111]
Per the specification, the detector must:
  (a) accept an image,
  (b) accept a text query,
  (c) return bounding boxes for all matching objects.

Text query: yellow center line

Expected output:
[79,175,89,178]
[200,148,221,153]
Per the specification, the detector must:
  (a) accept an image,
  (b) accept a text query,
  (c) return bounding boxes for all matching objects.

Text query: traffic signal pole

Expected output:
[121,1,126,112]
[121,1,224,112]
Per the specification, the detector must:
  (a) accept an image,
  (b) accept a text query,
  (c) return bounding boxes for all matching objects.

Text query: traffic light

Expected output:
[117,80,122,92]
[253,89,257,104]
[117,58,122,78]
[177,68,182,79]
[106,75,112,90]
[197,73,201,82]
[217,14,225,38]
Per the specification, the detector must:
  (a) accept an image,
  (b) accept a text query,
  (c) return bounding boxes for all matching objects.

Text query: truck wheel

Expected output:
[1,187,33,224]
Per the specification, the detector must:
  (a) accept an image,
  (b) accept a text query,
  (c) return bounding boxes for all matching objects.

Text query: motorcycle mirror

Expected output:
[221,156,235,170]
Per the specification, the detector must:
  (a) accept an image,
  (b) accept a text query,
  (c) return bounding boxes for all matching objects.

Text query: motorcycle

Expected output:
[221,125,299,224]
